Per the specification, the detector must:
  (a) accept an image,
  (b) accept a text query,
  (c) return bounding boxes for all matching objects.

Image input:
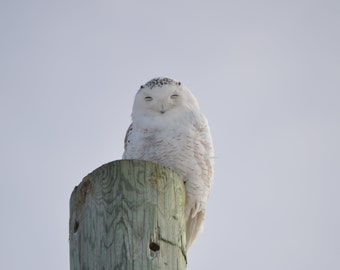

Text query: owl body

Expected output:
[123,78,214,249]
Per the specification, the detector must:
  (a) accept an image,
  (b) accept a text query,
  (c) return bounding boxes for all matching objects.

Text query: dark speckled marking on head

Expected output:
[142,77,181,90]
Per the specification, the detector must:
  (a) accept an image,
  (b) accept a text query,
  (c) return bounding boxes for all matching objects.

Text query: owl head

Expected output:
[131,77,200,121]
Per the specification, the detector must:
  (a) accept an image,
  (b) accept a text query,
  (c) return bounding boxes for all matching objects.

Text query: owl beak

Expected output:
[160,104,166,114]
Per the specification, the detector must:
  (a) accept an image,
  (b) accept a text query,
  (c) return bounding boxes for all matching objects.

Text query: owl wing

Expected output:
[187,117,214,211]
[123,123,133,151]
[186,115,214,249]
[198,118,214,194]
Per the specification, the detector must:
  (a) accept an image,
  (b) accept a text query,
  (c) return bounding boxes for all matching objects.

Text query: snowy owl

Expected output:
[123,77,214,249]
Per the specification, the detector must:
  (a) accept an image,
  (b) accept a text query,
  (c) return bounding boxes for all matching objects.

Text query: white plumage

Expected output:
[123,77,214,249]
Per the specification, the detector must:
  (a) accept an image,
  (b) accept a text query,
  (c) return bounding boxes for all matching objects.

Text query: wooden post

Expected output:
[69,160,187,270]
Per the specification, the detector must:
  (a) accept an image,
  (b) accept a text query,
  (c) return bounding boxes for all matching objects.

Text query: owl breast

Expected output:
[124,124,196,178]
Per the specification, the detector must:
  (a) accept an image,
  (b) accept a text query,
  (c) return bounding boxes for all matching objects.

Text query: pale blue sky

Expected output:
[1,1,339,269]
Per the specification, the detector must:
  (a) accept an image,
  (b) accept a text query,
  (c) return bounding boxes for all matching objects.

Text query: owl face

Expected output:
[132,78,199,120]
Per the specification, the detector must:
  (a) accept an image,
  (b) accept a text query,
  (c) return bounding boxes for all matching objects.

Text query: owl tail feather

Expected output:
[186,210,205,249]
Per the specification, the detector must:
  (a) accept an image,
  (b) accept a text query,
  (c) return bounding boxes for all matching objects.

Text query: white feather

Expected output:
[123,77,214,249]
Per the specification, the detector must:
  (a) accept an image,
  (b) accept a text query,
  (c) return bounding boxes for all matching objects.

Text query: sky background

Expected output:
[1,0,339,269]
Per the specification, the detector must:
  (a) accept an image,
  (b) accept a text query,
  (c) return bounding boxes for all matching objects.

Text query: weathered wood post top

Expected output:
[69,159,187,270]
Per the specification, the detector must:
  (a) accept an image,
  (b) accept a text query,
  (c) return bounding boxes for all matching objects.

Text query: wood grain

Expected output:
[69,160,186,270]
